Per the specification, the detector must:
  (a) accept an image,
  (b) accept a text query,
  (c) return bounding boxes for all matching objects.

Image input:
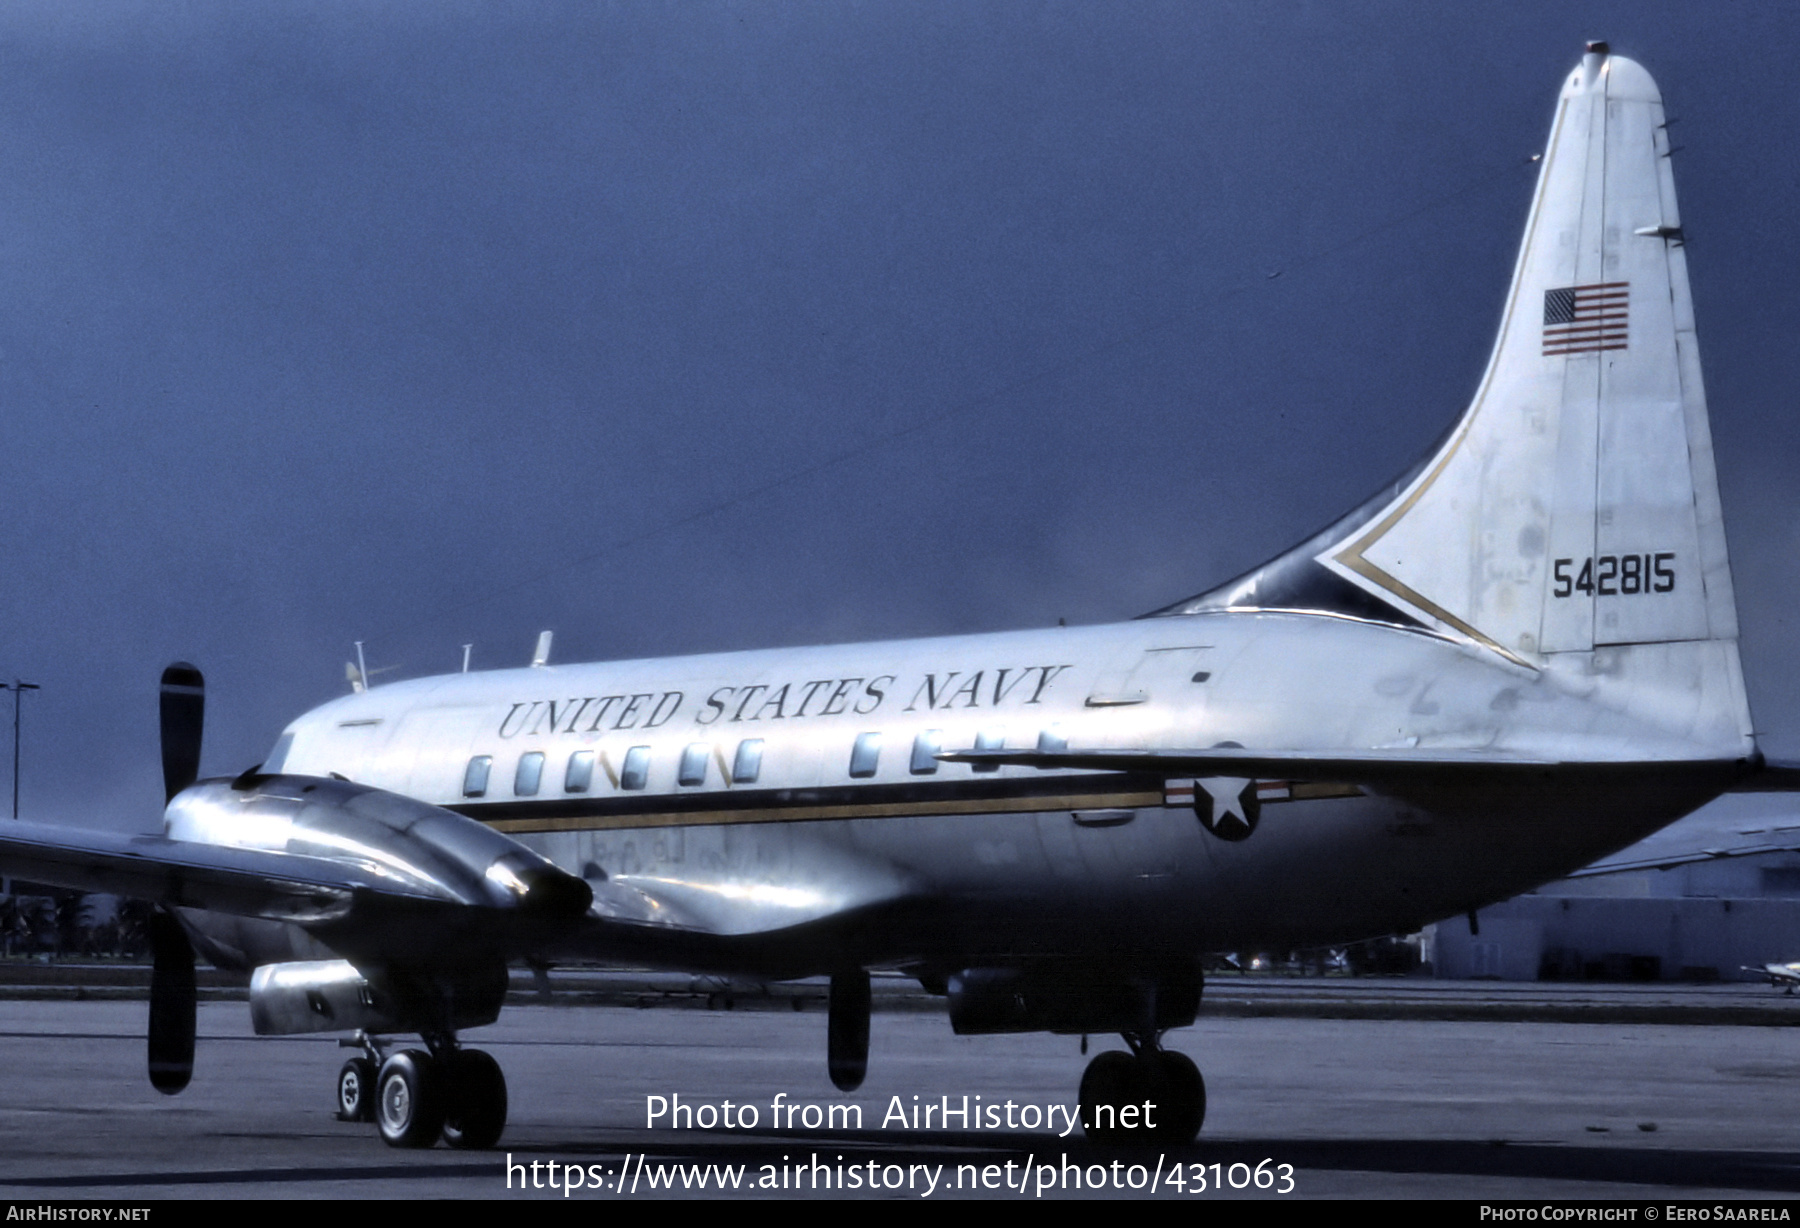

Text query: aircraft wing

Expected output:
[0,819,405,923]
[0,776,600,970]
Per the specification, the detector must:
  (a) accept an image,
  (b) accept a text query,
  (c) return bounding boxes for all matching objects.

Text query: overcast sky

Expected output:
[1,3,1797,828]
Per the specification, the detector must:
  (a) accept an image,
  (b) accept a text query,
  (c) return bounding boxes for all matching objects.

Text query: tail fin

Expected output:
[1316,43,1736,664]
[1169,46,1739,668]
[1156,46,1753,749]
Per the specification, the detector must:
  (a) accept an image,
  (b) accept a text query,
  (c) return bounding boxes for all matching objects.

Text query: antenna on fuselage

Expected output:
[462,644,473,673]
[531,631,553,668]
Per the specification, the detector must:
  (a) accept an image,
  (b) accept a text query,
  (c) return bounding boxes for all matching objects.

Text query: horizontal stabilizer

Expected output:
[1725,759,1800,792]
[1567,838,1800,878]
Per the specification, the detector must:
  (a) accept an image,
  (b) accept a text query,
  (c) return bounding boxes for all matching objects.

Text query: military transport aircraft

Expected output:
[0,43,1791,1150]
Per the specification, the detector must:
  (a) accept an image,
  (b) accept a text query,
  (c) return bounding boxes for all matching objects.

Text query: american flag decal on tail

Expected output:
[1542,282,1629,355]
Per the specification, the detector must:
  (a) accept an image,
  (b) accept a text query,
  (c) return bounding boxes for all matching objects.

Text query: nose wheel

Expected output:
[1079,1041,1204,1144]
[336,1032,509,1149]
[336,1057,377,1122]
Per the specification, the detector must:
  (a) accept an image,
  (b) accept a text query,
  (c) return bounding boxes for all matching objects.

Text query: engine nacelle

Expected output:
[164,774,591,917]
[946,963,1201,1036]
[249,959,506,1037]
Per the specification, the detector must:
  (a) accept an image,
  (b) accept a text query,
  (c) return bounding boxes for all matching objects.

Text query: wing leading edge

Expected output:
[0,819,384,923]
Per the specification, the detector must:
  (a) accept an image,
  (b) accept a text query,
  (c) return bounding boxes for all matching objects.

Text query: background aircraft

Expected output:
[1745,962,1800,992]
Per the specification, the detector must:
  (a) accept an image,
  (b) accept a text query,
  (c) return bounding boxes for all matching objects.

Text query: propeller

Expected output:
[159,662,205,804]
[147,907,196,1094]
[149,662,203,1093]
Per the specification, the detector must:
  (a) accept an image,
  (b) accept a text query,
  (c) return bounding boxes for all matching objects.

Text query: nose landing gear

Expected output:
[335,1056,377,1122]
[440,1048,508,1150]
[337,1031,508,1149]
[374,1049,446,1148]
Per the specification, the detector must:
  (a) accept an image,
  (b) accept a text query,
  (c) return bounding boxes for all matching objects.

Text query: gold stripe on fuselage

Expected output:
[482,788,1164,834]
[476,780,1363,834]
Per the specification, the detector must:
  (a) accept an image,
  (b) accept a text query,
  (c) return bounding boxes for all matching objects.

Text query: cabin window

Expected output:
[462,755,492,798]
[565,750,594,793]
[515,751,545,796]
[621,746,651,791]
[732,739,764,784]
[678,743,710,786]
[1035,726,1066,767]
[263,732,294,774]
[971,728,1004,773]
[848,732,882,779]
[910,730,942,775]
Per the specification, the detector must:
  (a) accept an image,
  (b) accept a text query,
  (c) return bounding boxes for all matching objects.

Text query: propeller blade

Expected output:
[159,663,204,804]
[147,907,196,1094]
[828,968,870,1092]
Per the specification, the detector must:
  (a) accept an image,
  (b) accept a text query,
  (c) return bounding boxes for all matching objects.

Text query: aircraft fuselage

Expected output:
[224,608,1744,977]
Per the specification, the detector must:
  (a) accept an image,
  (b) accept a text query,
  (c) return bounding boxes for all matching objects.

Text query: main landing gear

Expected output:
[1079,1034,1205,1144]
[335,1031,508,1149]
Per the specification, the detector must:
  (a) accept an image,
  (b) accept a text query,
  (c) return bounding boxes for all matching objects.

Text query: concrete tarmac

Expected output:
[1,989,1799,1200]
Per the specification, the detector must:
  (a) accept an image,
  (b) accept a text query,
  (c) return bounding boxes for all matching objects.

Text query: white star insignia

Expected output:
[1198,777,1259,841]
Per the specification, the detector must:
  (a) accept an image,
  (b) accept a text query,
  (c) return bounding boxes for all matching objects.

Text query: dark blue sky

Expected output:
[2,4,1796,826]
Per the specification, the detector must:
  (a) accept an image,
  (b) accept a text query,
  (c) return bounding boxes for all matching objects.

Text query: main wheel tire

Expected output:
[1146,1049,1205,1144]
[1079,1050,1145,1143]
[375,1050,446,1148]
[441,1049,508,1150]
[336,1057,377,1123]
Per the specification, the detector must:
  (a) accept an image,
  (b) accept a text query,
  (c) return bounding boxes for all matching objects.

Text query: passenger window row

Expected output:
[461,727,1065,798]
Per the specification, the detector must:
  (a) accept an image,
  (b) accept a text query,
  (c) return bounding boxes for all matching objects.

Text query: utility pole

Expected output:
[2,681,40,821]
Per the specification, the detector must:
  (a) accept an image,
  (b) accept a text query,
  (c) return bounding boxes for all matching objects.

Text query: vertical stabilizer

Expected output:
[1309,46,1735,665]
